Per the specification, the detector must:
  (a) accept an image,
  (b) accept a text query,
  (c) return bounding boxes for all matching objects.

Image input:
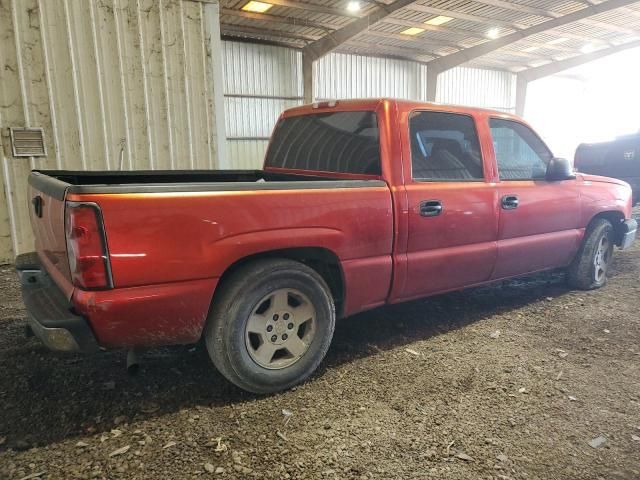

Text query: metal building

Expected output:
[0,0,227,263]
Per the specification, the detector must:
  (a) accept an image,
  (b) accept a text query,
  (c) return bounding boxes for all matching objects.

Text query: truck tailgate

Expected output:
[28,175,73,298]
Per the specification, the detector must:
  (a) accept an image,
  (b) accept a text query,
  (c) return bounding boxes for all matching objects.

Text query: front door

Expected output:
[401,110,499,300]
[489,118,581,279]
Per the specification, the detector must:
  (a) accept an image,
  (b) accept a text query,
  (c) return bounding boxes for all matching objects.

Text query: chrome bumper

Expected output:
[16,252,99,353]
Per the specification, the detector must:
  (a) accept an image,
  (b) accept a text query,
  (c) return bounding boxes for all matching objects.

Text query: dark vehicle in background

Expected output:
[575,132,640,204]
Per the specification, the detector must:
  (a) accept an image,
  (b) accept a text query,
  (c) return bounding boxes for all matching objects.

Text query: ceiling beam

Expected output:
[221,24,318,43]
[518,39,640,81]
[345,39,437,60]
[301,0,420,60]
[405,3,529,30]
[262,0,360,18]
[356,29,462,51]
[425,0,639,73]
[403,4,586,53]
[470,0,561,19]
[472,0,638,39]
[381,16,508,39]
[375,19,584,62]
[221,8,337,32]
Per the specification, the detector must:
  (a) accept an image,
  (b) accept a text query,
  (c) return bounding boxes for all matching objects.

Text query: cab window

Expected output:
[490,118,553,181]
[409,111,483,181]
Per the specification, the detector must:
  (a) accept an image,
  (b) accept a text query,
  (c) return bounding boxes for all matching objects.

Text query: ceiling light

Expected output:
[548,37,568,45]
[347,0,361,12]
[487,28,500,39]
[241,1,273,13]
[523,46,540,52]
[401,27,425,36]
[580,43,596,53]
[425,15,453,26]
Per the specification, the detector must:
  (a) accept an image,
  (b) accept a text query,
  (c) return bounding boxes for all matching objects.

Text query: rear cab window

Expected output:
[265,111,381,175]
[409,111,484,181]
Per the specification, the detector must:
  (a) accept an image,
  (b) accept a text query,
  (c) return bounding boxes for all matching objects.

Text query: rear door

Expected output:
[489,118,581,279]
[399,110,499,300]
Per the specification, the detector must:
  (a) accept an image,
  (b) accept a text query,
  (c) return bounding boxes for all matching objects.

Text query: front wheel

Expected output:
[204,259,335,394]
[567,218,615,290]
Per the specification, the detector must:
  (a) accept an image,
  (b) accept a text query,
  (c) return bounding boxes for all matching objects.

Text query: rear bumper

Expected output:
[16,252,99,353]
[619,219,637,250]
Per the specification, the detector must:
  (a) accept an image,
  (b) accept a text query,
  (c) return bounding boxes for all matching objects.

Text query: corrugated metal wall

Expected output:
[222,41,303,169]
[436,67,517,113]
[314,52,427,101]
[0,0,226,264]
[221,47,517,169]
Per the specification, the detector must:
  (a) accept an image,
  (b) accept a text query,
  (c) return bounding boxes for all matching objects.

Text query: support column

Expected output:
[203,1,229,168]
[515,74,529,117]
[426,65,441,103]
[302,53,314,104]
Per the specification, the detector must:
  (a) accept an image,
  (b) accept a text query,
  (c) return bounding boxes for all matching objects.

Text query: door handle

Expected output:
[501,195,519,210]
[419,200,443,217]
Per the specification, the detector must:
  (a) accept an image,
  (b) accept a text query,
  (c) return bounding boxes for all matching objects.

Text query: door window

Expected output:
[409,111,484,181]
[490,118,553,180]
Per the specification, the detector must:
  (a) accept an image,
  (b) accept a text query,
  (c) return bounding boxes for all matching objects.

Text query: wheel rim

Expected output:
[593,235,611,283]
[245,288,316,370]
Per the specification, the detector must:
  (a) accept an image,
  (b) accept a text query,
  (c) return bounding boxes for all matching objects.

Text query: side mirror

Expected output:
[546,157,576,181]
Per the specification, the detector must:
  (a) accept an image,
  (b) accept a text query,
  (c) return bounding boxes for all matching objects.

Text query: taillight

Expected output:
[65,202,112,289]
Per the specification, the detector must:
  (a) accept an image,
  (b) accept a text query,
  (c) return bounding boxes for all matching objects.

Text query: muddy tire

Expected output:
[204,258,335,394]
[567,218,615,290]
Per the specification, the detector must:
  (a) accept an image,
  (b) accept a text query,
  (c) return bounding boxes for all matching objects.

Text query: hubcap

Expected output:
[245,288,316,369]
[593,236,611,283]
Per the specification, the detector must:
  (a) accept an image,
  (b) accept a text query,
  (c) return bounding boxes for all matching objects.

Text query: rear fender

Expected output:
[209,227,345,277]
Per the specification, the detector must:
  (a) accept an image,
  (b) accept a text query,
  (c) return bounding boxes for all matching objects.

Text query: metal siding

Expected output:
[221,43,517,171]
[222,40,303,169]
[435,66,517,113]
[314,52,421,100]
[0,0,225,263]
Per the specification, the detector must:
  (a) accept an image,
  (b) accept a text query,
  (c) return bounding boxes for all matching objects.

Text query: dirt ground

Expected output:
[1,239,639,479]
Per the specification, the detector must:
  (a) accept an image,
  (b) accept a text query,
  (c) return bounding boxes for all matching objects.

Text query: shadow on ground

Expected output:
[0,268,570,451]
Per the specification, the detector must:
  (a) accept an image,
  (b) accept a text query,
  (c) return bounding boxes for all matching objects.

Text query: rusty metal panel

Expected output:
[0,0,226,263]
[435,66,517,113]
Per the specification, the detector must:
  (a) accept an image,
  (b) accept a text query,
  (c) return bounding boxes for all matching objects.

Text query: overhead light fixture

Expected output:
[548,37,568,45]
[425,15,453,26]
[241,1,273,13]
[401,27,425,36]
[523,46,540,52]
[487,27,500,39]
[581,43,596,53]
[347,0,361,12]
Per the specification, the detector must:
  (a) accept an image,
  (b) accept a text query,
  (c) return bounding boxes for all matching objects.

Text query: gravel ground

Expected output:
[1,239,639,479]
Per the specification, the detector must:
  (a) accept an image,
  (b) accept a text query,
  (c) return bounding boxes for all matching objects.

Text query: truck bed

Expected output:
[30,169,381,200]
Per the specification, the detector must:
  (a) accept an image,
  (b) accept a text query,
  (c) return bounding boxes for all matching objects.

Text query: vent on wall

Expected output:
[9,128,47,157]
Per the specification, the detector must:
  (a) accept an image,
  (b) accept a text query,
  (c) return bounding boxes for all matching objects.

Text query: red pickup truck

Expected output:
[18,99,637,393]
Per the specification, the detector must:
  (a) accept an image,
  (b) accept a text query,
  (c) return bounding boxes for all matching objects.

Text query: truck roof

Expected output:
[282,98,519,120]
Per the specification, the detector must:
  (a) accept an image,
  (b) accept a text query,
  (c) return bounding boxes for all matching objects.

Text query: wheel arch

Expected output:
[590,210,626,246]
[212,247,346,319]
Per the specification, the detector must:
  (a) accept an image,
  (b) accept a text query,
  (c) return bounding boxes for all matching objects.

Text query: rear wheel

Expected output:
[205,258,335,394]
[567,218,615,290]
